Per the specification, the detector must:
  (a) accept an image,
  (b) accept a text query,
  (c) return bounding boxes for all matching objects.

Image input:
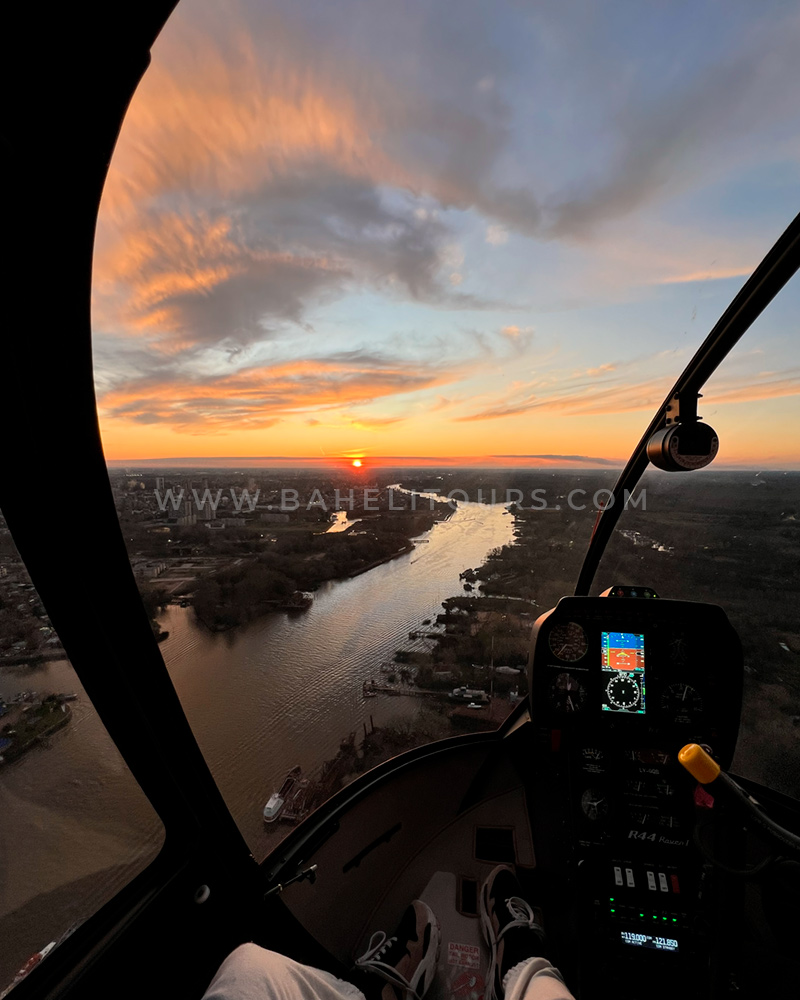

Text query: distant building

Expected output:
[180,499,196,527]
[132,560,167,581]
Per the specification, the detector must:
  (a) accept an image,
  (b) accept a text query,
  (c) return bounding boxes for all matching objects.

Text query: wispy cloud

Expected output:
[456,367,800,423]
[98,350,464,432]
[92,0,800,464]
[543,9,800,239]
[486,225,509,245]
[345,414,407,430]
[491,454,619,466]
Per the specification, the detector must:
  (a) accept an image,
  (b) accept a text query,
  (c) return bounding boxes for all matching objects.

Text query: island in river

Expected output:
[118,475,454,632]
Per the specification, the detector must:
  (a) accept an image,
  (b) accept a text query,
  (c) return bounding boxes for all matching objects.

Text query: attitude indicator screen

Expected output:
[601,631,646,714]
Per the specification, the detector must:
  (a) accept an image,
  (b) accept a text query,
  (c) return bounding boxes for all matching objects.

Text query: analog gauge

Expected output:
[550,672,587,713]
[605,673,641,711]
[661,683,704,723]
[668,635,688,663]
[581,788,610,822]
[548,622,588,662]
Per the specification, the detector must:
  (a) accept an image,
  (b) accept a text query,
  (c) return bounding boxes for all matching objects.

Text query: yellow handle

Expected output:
[678,743,720,784]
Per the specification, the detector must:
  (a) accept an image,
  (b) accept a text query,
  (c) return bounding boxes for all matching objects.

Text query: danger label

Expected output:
[447,942,480,969]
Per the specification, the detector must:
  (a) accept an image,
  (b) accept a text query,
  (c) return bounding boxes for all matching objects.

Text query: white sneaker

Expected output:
[354,900,441,1000]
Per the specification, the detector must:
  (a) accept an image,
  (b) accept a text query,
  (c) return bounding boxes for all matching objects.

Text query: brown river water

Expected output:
[0,498,514,986]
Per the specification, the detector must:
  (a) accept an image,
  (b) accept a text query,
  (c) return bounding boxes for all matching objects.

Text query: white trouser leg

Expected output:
[503,957,575,1000]
[202,943,367,1000]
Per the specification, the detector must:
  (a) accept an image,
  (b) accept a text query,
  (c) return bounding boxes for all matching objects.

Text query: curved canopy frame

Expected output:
[574,211,800,597]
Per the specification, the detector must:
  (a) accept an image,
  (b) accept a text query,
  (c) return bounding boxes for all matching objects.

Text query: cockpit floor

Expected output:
[418,870,489,1000]
[347,785,536,1000]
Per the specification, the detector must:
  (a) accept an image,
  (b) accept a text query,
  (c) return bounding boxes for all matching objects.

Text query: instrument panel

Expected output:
[530,597,742,759]
[527,596,744,998]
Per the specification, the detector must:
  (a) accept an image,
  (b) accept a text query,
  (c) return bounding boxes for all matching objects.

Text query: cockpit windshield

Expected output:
[83,0,798,856]
[4,3,800,998]
[86,0,799,862]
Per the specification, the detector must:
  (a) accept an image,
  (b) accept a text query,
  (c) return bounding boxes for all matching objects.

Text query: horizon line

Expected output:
[104,455,799,472]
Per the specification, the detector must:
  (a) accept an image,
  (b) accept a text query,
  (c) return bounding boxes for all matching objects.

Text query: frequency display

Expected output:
[620,931,678,952]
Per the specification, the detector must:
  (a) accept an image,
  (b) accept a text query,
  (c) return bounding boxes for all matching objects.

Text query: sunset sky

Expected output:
[93,0,800,468]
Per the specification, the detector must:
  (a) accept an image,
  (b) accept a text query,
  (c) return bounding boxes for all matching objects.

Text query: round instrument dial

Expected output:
[661,682,704,723]
[605,674,641,711]
[548,622,588,662]
[550,672,587,713]
[581,788,610,822]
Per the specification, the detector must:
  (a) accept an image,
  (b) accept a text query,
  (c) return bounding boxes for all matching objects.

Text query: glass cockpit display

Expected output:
[601,631,646,714]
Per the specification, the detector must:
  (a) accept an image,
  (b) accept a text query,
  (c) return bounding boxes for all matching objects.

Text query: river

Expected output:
[0,497,514,985]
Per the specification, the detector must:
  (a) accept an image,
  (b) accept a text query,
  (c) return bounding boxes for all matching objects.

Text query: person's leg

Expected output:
[480,866,576,1000]
[503,957,574,1000]
[201,943,367,1000]
[202,899,440,1000]
[354,899,441,1000]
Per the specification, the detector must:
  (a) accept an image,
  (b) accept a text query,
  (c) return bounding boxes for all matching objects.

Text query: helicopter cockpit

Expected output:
[259,586,799,1000]
[2,3,799,1000]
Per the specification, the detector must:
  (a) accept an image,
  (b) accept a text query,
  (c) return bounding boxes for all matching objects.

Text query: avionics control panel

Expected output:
[530,596,742,760]
[527,596,743,999]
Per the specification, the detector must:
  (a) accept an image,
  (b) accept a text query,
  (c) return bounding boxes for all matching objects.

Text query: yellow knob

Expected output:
[678,744,720,784]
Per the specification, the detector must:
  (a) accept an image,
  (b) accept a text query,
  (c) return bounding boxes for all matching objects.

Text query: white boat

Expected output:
[263,765,301,823]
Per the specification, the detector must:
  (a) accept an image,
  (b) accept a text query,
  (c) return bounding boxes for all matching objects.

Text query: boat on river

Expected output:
[262,765,302,823]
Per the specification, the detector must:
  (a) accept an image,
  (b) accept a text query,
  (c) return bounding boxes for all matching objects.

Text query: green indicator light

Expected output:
[662,916,667,921]
[610,909,615,913]
[609,898,614,902]
[652,915,657,919]
[639,913,644,918]
[672,918,677,923]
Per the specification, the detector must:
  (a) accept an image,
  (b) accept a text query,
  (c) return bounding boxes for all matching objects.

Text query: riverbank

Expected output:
[182,498,453,631]
[345,542,414,578]
[0,648,67,668]
[0,695,72,765]
[0,494,518,988]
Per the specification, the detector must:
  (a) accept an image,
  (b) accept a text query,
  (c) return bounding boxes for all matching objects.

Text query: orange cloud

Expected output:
[99,19,395,221]
[98,355,460,433]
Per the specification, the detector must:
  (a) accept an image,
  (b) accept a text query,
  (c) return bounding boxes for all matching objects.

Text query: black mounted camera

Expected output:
[646,390,719,472]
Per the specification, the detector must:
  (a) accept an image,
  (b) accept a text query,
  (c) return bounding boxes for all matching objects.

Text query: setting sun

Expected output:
[352,459,362,468]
